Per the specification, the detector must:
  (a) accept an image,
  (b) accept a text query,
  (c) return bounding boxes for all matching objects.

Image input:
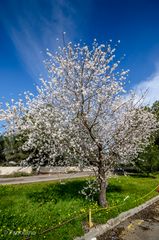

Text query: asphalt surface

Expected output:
[0,171,93,185]
[98,200,159,240]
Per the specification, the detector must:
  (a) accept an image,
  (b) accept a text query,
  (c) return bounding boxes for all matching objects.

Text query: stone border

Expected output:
[0,167,32,175]
[75,195,159,240]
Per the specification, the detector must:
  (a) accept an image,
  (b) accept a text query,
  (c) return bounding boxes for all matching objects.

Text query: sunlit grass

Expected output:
[0,175,159,240]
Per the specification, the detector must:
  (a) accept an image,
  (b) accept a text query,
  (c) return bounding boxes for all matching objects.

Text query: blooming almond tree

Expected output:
[0,39,158,207]
[39,40,158,206]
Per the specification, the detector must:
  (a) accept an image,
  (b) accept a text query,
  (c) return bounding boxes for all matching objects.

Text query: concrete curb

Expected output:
[75,195,159,240]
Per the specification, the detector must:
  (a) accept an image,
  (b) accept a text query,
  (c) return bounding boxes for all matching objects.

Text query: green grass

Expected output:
[0,175,159,240]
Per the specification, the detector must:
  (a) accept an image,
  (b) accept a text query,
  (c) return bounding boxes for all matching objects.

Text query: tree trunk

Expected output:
[98,156,107,207]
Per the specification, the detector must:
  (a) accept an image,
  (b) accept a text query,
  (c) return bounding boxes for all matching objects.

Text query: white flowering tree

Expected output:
[0,40,158,207]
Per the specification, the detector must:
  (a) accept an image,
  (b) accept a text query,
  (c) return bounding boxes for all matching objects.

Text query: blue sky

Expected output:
[0,0,159,104]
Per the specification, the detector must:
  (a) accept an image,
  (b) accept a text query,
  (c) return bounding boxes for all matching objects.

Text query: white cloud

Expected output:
[133,66,159,105]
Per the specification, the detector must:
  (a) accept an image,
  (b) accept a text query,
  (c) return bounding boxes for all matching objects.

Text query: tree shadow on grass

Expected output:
[27,180,123,205]
[107,184,122,193]
[127,173,156,179]
[27,180,86,204]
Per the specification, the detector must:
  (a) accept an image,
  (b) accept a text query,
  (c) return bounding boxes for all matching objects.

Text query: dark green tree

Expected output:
[0,134,29,166]
[131,101,159,175]
[0,135,6,165]
[134,144,159,175]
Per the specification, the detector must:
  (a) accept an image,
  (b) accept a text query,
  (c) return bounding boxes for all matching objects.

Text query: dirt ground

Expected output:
[97,200,159,240]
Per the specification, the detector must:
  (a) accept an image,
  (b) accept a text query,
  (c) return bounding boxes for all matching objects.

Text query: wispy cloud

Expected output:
[133,64,159,105]
[1,0,77,81]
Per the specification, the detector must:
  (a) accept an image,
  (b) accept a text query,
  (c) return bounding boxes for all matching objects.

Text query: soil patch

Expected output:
[98,200,159,240]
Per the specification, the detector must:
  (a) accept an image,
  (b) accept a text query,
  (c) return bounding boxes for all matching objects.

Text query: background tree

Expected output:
[152,101,159,146]
[0,135,6,165]
[2,134,29,165]
[129,101,159,175]
[134,144,159,175]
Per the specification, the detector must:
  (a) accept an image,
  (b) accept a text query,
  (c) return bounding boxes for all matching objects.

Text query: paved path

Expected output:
[0,172,93,185]
[98,200,159,240]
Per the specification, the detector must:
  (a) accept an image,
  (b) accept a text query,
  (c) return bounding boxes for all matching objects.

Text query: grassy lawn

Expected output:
[0,175,159,240]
